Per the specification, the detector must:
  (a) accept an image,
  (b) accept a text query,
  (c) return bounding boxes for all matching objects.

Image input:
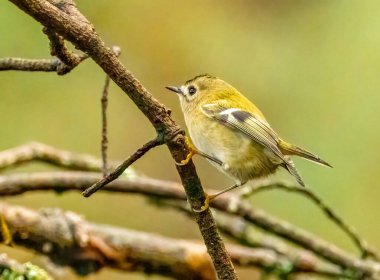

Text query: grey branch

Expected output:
[0,142,120,172]
[1,142,380,277]
[0,55,88,75]
[240,181,380,261]
[0,203,348,279]
[0,141,380,277]
[0,170,380,278]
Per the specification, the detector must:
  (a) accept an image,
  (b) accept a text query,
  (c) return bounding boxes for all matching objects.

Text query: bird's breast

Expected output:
[185,114,280,183]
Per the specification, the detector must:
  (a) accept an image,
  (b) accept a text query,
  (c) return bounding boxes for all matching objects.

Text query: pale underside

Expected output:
[185,110,283,184]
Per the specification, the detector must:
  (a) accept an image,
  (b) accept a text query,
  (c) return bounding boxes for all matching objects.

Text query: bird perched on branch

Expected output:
[167,74,331,212]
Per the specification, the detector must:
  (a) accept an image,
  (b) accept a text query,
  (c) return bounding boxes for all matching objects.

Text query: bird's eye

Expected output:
[188,86,197,95]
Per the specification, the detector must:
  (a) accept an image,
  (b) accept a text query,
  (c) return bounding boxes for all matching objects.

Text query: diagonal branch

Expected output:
[7,0,238,278]
[240,181,380,261]
[83,137,163,197]
[212,197,380,277]
[43,27,82,67]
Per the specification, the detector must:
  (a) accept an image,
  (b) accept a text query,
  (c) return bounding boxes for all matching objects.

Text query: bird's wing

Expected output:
[201,100,305,187]
[201,100,283,160]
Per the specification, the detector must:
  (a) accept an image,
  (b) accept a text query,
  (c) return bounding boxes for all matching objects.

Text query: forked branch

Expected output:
[6,0,238,278]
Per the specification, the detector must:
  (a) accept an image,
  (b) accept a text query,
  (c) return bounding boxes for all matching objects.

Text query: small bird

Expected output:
[166,74,331,211]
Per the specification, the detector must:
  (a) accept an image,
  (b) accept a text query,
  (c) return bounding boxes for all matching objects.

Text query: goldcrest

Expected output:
[167,74,331,211]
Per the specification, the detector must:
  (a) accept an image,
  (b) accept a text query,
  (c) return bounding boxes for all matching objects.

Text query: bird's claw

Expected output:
[175,150,195,166]
[175,136,197,166]
[192,193,212,213]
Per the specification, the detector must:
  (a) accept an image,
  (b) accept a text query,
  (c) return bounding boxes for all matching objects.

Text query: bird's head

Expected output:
[166,74,234,105]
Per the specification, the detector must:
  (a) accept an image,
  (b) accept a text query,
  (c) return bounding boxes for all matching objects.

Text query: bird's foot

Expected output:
[193,192,216,213]
[192,183,243,212]
[175,136,223,167]
[175,136,197,166]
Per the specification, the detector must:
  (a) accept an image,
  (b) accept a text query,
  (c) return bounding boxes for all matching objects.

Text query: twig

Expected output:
[0,142,122,172]
[0,171,184,198]
[83,138,163,197]
[0,56,87,74]
[0,17,89,75]
[101,74,110,176]
[241,181,380,261]
[0,203,349,279]
[212,197,380,278]
[0,25,88,75]
[100,46,121,177]
[43,27,81,67]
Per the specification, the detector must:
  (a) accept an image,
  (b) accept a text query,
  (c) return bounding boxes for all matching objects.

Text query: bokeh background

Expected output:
[1,1,380,279]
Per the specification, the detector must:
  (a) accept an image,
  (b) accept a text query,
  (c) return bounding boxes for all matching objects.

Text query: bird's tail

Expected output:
[283,157,306,187]
[279,140,332,168]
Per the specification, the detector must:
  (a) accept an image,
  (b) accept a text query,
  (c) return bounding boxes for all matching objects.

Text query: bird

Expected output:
[166,74,331,211]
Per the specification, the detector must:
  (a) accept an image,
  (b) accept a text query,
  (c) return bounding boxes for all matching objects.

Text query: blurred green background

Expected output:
[1,1,380,279]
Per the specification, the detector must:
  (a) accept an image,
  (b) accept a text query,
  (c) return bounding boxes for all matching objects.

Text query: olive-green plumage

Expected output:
[167,74,331,190]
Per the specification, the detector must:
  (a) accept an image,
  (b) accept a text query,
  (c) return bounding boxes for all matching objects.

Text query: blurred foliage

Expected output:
[1,1,380,279]
[0,261,52,280]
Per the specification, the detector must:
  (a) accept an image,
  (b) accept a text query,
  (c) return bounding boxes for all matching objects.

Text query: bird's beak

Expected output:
[165,86,183,95]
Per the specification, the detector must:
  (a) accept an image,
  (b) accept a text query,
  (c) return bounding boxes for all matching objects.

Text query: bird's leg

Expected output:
[176,136,222,166]
[193,181,246,213]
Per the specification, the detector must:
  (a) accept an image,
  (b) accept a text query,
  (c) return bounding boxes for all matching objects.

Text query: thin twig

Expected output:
[0,142,121,172]
[240,181,380,261]
[43,27,81,67]
[0,56,87,74]
[101,75,110,176]
[83,138,163,197]
[100,46,121,177]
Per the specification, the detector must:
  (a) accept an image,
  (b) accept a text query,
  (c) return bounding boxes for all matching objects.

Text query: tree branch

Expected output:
[83,138,163,197]
[83,137,163,197]
[101,73,110,177]
[240,181,380,261]
[1,142,380,277]
[6,0,238,278]
[0,203,348,279]
[101,46,121,176]
[0,170,379,278]
[0,142,122,173]
[43,27,81,67]
[0,56,87,74]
